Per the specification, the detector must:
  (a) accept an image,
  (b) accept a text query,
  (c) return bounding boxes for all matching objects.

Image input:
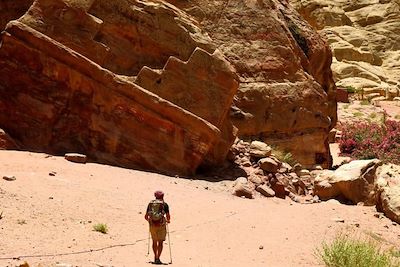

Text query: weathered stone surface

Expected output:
[249,141,272,159]
[377,185,400,224]
[0,0,33,30]
[291,0,400,100]
[259,158,281,173]
[376,164,400,224]
[0,0,234,176]
[232,178,254,199]
[314,159,383,205]
[65,153,87,164]
[0,129,18,150]
[167,0,337,169]
[136,47,239,165]
[256,185,276,197]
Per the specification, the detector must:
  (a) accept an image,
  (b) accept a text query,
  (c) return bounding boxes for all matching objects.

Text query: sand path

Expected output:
[1,151,399,267]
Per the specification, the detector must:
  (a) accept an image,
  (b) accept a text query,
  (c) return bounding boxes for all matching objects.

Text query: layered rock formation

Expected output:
[290,0,400,98]
[166,0,337,168]
[0,0,239,175]
[0,0,337,174]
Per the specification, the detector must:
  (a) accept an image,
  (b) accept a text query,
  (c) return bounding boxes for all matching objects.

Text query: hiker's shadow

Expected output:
[149,261,169,265]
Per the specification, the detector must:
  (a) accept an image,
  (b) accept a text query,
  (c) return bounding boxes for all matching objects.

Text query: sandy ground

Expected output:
[1,150,399,267]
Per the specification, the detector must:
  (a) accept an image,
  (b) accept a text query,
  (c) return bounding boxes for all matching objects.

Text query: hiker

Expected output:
[145,190,171,265]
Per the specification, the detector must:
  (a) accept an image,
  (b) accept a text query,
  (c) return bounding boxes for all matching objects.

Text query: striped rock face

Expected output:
[0,0,239,175]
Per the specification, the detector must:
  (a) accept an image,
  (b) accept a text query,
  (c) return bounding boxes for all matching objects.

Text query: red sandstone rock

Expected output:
[0,0,241,175]
[0,129,18,150]
[0,0,33,30]
[0,20,219,176]
[167,0,337,169]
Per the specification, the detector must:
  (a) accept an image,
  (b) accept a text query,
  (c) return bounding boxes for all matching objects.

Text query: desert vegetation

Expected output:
[316,233,400,267]
[338,120,400,164]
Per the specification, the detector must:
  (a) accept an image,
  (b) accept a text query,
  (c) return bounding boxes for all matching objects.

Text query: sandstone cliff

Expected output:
[291,0,400,97]
[0,0,239,175]
[166,0,337,168]
[0,0,337,174]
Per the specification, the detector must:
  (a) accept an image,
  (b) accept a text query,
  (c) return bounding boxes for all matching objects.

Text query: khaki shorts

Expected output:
[150,224,167,241]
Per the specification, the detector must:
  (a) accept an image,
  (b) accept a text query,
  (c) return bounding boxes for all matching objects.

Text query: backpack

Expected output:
[148,199,165,224]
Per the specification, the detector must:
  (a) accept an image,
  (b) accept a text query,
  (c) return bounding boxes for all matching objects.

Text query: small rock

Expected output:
[354,223,360,227]
[313,195,320,203]
[248,175,263,186]
[64,153,87,164]
[234,177,248,186]
[292,163,302,173]
[249,141,272,158]
[259,245,264,250]
[49,171,57,176]
[299,169,310,176]
[232,183,253,199]
[256,185,275,197]
[258,158,280,173]
[49,196,54,199]
[3,175,16,181]
[332,218,345,223]
[326,199,341,205]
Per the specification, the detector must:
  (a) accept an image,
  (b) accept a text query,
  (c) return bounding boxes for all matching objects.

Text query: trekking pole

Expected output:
[147,225,150,256]
[166,223,172,264]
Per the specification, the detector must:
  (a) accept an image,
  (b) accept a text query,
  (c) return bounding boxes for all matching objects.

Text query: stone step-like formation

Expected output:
[0,18,224,175]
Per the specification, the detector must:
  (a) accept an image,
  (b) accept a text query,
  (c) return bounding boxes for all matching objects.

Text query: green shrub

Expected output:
[345,86,359,94]
[272,148,297,166]
[360,99,370,105]
[316,234,399,267]
[93,223,108,234]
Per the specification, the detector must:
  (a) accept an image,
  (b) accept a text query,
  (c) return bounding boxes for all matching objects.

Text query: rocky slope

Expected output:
[290,0,400,98]
[0,0,337,174]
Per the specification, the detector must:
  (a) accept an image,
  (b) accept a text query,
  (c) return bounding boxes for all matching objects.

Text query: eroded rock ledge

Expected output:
[0,0,239,175]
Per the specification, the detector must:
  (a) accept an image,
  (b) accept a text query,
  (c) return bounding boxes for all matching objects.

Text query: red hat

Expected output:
[154,190,164,199]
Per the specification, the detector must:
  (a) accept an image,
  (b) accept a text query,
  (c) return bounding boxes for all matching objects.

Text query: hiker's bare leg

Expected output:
[152,240,158,260]
[157,241,163,259]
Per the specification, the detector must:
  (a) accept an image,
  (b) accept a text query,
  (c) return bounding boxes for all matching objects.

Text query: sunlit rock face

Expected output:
[166,0,337,168]
[291,0,400,98]
[0,0,239,175]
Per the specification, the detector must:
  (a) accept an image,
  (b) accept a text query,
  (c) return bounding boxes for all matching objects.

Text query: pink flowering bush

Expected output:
[338,120,400,164]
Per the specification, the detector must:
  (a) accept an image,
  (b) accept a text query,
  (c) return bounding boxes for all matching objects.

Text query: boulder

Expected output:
[377,185,400,224]
[258,158,280,173]
[314,159,383,205]
[249,141,272,159]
